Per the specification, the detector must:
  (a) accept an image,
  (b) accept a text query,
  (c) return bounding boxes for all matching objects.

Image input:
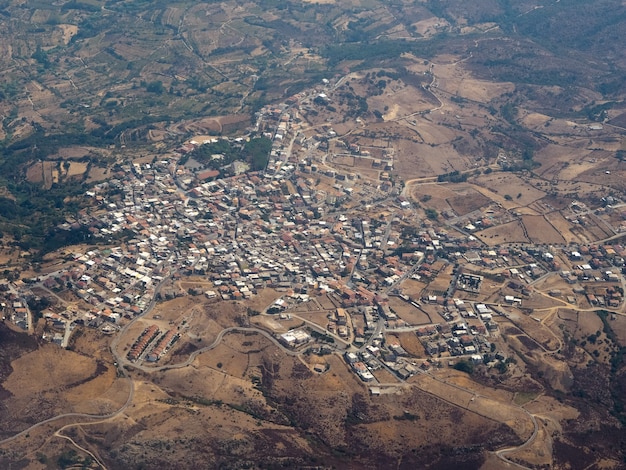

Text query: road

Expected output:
[383,254,424,294]
[0,274,175,463]
[122,326,302,373]
[0,373,134,448]
[494,412,539,469]
[61,321,73,348]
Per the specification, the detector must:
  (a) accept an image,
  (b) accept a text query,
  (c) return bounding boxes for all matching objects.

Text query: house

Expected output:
[336,308,347,325]
[279,329,311,348]
[425,342,439,355]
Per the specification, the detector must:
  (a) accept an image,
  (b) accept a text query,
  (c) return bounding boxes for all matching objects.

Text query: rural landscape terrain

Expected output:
[0,0,626,469]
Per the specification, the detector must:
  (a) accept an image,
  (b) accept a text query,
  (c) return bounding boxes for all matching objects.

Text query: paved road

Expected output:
[494,412,539,469]
[423,372,540,470]
[0,274,175,454]
[125,326,302,373]
[0,376,134,447]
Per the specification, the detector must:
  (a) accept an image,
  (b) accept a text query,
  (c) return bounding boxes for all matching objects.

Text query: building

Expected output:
[279,329,311,348]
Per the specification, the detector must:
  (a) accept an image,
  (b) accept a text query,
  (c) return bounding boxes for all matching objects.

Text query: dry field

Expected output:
[25,161,45,184]
[399,278,428,298]
[368,83,434,120]
[316,293,338,310]
[387,296,431,325]
[0,336,126,435]
[412,373,535,442]
[432,57,515,103]
[250,314,301,333]
[289,310,331,330]
[608,314,626,346]
[472,174,547,207]
[426,263,454,294]
[475,219,529,245]
[440,369,515,403]
[66,161,88,177]
[544,211,579,244]
[497,309,561,352]
[446,187,491,216]
[388,332,427,357]
[505,420,554,467]
[393,135,473,179]
[530,274,571,296]
[521,215,567,244]
[408,183,457,213]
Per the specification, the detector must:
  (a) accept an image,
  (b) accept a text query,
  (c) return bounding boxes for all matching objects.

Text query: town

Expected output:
[2,75,626,390]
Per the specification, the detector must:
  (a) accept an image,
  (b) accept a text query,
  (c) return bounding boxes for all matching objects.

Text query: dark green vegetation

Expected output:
[453,360,474,374]
[595,311,626,426]
[184,136,271,173]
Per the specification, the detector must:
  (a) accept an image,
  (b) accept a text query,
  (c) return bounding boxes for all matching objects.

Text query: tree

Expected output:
[425,208,438,220]
[31,46,50,68]
[453,360,474,374]
[145,80,164,94]
[522,147,534,161]
[243,137,272,171]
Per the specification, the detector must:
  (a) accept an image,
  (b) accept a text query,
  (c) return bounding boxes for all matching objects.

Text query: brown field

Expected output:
[250,314,301,333]
[53,147,96,159]
[439,370,515,403]
[399,278,428,298]
[331,155,355,166]
[25,162,44,184]
[608,314,626,346]
[394,137,471,179]
[247,289,284,312]
[520,292,564,310]
[3,345,96,398]
[471,174,546,207]
[66,161,88,177]
[413,373,535,442]
[387,296,432,325]
[57,24,78,44]
[0,341,126,434]
[530,274,571,296]
[388,332,426,357]
[545,211,578,244]
[521,215,567,244]
[369,83,433,120]
[524,394,580,422]
[86,166,109,183]
[372,367,400,383]
[575,311,604,338]
[498,309,561,351]
[409,183,457,212]
[449,76,515,103]
[291,310,332,330]
[427,264,454,293]
[446,187,491,216]
[316,293,338,310]
[433,58,515,102]
[475,219,529,245]
[505,420,553,467]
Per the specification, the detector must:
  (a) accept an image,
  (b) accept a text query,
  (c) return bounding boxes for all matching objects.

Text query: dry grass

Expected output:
[66,162,88,177]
